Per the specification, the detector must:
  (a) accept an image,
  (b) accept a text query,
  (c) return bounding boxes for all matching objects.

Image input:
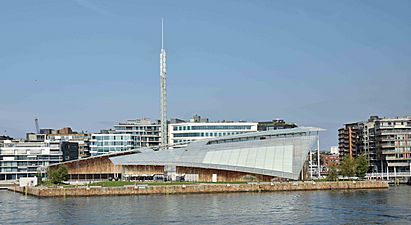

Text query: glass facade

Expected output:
[173,125,252,131]
[90,134,139,156]
[169,122,258,146]
[173,132,243,138]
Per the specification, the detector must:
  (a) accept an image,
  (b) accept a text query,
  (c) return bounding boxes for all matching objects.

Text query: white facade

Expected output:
[114,119,160,147]
[168,122,258,146]
[0,140,62,181]
[330,146,339,155]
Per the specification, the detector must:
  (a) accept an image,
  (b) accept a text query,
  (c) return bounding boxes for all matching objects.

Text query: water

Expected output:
[1,186,411,224]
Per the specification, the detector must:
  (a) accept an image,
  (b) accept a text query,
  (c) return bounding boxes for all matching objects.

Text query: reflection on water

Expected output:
[1,186,411,224]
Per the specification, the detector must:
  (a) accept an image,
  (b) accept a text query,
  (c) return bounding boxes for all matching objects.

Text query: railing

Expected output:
[367,172,411,178]
[379,131,411,135]
[383,150,411,154]
[381,144,395,148]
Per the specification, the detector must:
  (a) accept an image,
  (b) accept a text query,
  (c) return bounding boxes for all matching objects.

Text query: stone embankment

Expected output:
[10,181,388,197]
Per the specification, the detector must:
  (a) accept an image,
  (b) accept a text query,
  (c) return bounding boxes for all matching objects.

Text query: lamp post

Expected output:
[317,131,321,178]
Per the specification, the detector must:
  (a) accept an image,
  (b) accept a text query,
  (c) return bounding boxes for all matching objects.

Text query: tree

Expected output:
[355,154,368,178]
[47,165,69,185]
[326,165,338,181]
[340,157,356,178]
[36,172,43,185]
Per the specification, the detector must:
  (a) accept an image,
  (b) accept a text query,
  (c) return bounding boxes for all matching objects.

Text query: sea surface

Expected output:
[1,185,411,224]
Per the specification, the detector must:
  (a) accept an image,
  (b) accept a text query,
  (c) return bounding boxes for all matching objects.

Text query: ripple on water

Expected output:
[1,187,411,225]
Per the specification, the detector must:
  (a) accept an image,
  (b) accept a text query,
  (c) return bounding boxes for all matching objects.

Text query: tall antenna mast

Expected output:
[160,18,168,148]
[161,17,164,49]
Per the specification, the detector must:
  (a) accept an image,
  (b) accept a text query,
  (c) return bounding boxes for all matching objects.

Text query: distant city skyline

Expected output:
[1,0,410,150]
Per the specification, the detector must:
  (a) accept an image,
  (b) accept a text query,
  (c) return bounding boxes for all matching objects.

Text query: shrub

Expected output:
[355,154,368,178]
[340,157,356,178]
[327,165,338,181]
[47,165,69,184]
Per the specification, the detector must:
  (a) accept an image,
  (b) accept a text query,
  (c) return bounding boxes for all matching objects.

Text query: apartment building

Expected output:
[339,116,411,174]
[338,122,363,160]
[90,119,160,156]
[47,133,90,158]
[113,119,160,147]
[0,140,62,181]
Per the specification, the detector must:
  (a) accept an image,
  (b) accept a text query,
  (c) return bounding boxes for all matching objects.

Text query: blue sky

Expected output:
[0,0,410,149]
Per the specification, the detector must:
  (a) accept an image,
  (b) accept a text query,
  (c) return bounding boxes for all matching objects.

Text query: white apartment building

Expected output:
[114,119,160,147]
[0,140,62,181]
[168,116,258,146]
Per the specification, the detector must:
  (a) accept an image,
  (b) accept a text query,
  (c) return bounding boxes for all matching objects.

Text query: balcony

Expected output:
[380,131,411,135]
[381,138,396,142]
[381,144,395,148]
[387,162,410,167]
[383,150,411,155]
[386,156,410,161]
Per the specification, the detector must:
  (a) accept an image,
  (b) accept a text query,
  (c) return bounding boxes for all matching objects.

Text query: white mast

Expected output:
[160,18,168,148]
[161,18,164,49]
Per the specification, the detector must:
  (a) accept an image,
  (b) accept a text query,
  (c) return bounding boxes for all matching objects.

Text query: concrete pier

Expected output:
[10,181,388,197]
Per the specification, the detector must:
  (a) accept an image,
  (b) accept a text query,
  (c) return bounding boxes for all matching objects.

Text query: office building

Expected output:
[90,133,139,156]
[168,115,258,146]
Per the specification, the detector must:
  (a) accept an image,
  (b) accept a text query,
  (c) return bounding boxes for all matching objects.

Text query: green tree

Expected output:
[340,157,356,178]
[47,165,69,185]
[355,154,368,178]
[326,165,338,181]
[36,172,43,185]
